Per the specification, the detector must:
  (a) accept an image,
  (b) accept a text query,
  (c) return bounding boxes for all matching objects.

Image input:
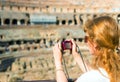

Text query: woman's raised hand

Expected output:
[52,43,63,68]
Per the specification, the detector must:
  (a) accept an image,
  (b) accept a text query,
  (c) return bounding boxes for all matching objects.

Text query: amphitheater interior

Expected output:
[0,0,120,82]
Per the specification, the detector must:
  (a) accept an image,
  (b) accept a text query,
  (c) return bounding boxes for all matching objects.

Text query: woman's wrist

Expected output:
[56,68,63,72]
[55,60,62,66]
[55,64,63,69]
[55,64,63,72]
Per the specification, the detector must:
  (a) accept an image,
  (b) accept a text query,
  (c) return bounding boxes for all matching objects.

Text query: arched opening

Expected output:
[16,40,21,45]
[56,20,59,25]
[27,20,30,25]
[74,15,77,25]
[10,6,12,10]
[117,14,120,24]
[74,9,76,13]
[12,19,17,25]
[20,19,25,25]
[18,6,20,10]
[4,19,10,25]
[26,7,28,11]
[79,15,83,25]
[0,35,4,40]
[68,20,72,25]
[62,20,66,25]
[32,7,35,10]
[0,18,1,25]
[78,38,83,42]
[93,14,97,18]
[56,17,59,25]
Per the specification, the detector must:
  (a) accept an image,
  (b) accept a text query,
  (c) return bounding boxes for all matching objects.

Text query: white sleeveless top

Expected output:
[76,68,110,82]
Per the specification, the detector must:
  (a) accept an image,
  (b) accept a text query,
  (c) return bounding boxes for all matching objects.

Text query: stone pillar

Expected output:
[17,20,20,25]
[10,19,12,25]
[26,61,32,70]
[66,19,68,25]
[75,15,80,25]
[31,60,37,69]
[87,14,93,20]
[20,41,25,50]
[45,39,50,48]
[81,14,87,24]
[71,19,75,25]
[59,19,62,25]
[93,14,98,18]
[25,20,28,25]
[1,18,4,25]
[40,39,46,48]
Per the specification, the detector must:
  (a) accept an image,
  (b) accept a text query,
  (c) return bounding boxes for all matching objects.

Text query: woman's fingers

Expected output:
[53,43,62,62]
[71,39,77,52]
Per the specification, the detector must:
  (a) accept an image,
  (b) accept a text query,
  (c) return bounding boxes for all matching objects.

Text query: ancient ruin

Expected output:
[0,0,120,82]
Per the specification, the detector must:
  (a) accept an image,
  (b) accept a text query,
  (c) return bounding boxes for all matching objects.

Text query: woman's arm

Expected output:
[53,43,68,82]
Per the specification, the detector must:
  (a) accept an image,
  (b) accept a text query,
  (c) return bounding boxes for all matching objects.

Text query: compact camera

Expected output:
[61,40,73,50]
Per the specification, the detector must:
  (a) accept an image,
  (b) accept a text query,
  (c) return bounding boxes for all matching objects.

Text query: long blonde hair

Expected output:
[84,16,120,82]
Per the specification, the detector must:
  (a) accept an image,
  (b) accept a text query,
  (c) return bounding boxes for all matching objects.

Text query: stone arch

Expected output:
[12,19,17,25]
[62,20,66,25]
[4,18,10,25]
[117,14,120,24]
[20,19,25,25]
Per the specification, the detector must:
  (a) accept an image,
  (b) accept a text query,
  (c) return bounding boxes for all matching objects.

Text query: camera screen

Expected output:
[65,43,71,49]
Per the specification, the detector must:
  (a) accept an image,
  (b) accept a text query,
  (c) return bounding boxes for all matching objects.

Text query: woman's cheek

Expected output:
[87,42,96,55]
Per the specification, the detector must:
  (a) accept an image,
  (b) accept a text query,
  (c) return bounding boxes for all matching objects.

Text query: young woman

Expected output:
[53,16,120,82]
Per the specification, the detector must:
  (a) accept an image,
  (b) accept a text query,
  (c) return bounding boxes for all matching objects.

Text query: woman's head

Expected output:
[84,16,119,55]
[84,16,120,82]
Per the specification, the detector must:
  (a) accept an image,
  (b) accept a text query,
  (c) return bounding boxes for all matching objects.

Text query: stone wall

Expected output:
[0,0,120,26]
[0,25,90,82]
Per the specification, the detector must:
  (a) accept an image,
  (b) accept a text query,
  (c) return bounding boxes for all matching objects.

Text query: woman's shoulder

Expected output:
[76,68,109,82]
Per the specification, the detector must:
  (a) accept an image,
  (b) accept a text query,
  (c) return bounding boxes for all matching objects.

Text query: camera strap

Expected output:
[77,45,88,72]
